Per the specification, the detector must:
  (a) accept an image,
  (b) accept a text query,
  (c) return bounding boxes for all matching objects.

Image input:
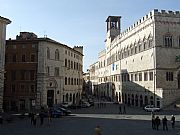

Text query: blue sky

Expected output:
[0,0,180,71]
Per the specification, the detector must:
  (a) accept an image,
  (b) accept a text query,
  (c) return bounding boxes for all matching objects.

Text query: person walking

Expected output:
[123,104,126,114]
[151,114,155,130]
[95,125,102,135]
[162,116,168,131]
[30,113,34,125]
[33,113,37,127]
[0,115,3,125]
[39,111,44,126]
[119,104,122,114]
[171,115,175,129]
[155,116,161,130]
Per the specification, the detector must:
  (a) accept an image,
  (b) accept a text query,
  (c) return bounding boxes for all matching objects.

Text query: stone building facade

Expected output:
[0,16,11,112]
[89,9,180,108]
[4,32,83,111]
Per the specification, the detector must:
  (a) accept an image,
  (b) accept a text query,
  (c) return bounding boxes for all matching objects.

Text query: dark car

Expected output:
[44,109,63,118]
[58,107,71,116]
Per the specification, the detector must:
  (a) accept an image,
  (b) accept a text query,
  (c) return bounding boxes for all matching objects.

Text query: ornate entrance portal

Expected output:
[47,90,54,107]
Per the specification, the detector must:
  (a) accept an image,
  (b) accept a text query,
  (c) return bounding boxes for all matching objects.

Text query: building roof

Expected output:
[106,16,121,22]
[6,36,83,56]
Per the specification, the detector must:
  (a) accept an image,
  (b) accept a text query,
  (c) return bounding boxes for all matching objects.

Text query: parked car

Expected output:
[60,102,72,108]
[88,99,94,106]
[57,107,71,116]
[44,109,63,118]
[81,101,91,108]
[144,105,161,112]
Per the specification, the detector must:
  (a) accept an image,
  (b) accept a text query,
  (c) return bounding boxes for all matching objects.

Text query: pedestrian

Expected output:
[30,112,34,125]
[171,115,175,129]
[123,105,126,114]
[162,116,168,131]
[0,115,3,125]
[119,104,122,114]
[39,111,44,126]
[152,114,155,129]
[155,116,161,130]
[33,113,37,127]
[95,125,102,135]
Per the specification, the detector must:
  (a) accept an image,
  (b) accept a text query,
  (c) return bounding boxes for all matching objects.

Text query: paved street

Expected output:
[1,103,180,135]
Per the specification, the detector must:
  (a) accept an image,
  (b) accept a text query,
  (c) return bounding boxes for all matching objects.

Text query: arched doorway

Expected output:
[66,93,69,102]
[128,94,130,105]
[47,90,54,107]
[69,93,72,102]
[144,96,148,105]
[140,95,143,107]
[135,95,138,106]
[73,94,75,104]
[125,94,127,104]
[131,94,134,106]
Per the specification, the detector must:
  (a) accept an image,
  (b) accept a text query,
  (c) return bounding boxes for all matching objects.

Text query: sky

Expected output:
[0,0,180,72]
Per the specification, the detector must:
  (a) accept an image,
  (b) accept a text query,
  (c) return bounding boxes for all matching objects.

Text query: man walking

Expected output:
[171,115,175,129]
[162,116,168,131]
[152,114,155,129]
[155,116,161,130]
[119,104,122,114]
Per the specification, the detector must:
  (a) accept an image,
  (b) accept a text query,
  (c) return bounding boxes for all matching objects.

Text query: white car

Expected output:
[144,105,161,112]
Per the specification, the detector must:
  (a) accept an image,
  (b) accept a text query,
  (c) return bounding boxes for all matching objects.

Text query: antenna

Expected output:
[44,30,47,38]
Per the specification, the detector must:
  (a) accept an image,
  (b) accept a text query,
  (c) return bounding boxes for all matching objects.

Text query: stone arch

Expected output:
[144,96,148,105]
[69,93,72,102]
[128,94,130,105]
[66,93,69,102]
[140,95,143,107]
[125,93,127,104]
[135,94,138,106]
[73,94,75,104]
[131,94,134,106]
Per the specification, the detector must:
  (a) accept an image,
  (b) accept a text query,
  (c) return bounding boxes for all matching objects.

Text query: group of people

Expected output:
[118,104,126,114]
[152,114,175,131]
[29,109,52,127]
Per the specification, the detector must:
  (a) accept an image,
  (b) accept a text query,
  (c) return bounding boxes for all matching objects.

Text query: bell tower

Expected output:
[105,16,121,42]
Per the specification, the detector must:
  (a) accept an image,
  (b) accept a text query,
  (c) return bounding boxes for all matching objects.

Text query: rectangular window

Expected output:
[166,72,173,81]
[139,73,142,81]
[30,70,35,80]
[144,72,148,81]
[31,54,35,62]
[55,67,59,76]
[135,74,138,81]
[13,54,16,62]
[46,67,50,75]
[131,74,133,81]
[31,85,35,93]
[22,55,26,62]
[11,84,16,93]
[11,71,16,81]
[21,70,25,80]
[149,72,153,81]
